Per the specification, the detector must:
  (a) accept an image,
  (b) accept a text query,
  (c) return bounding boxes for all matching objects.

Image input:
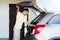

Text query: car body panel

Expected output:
[34,24,60,40]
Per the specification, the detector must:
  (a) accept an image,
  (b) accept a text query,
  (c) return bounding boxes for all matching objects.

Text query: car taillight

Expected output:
[33,24,45,35]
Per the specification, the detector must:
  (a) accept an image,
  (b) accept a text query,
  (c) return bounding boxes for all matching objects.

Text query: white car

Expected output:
[32,13,60,40]
[25,11,60,40]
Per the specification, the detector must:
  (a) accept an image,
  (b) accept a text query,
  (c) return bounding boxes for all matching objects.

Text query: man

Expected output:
[13,5,35,40]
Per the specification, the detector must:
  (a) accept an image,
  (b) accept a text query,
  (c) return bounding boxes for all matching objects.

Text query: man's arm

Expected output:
[24,21,35,27]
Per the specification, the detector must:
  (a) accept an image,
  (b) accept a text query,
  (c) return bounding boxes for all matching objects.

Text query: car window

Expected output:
[48,14,60,24]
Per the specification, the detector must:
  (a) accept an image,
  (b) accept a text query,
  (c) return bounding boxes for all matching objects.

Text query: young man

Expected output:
[13,5,35,40]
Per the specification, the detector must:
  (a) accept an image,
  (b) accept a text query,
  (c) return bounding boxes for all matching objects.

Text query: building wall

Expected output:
[0,0,26,38]
[36,0,60,13]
